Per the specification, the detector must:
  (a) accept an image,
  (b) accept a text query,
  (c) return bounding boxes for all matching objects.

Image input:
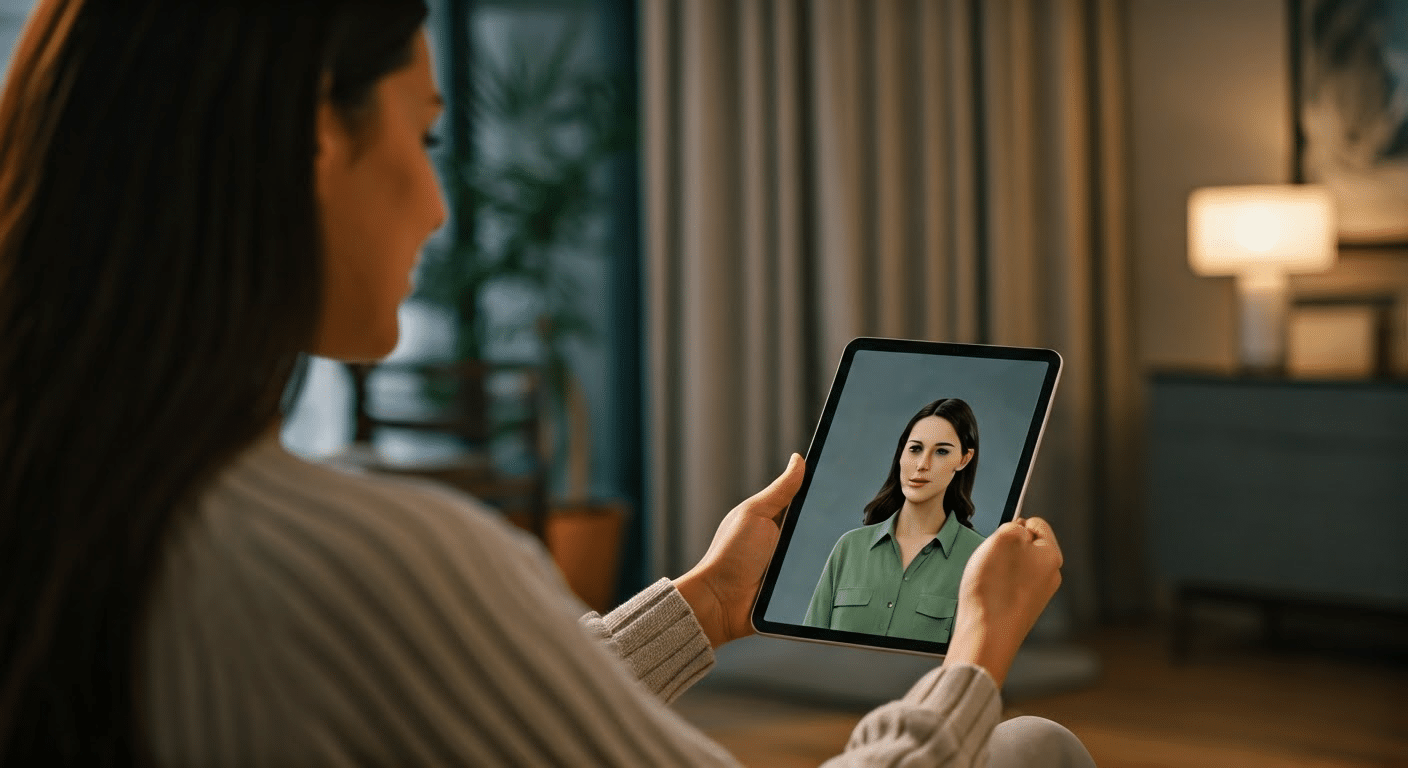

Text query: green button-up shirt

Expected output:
[802,511,986,643]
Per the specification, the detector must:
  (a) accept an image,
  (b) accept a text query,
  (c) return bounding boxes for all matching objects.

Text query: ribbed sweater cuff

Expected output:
[900,663,1002,757]
[599,578,715,703]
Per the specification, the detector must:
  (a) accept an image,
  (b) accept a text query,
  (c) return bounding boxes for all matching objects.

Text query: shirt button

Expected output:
[887,602,894,608]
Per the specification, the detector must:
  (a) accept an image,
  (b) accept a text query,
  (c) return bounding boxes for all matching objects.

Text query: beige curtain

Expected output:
[644,0,1143,623]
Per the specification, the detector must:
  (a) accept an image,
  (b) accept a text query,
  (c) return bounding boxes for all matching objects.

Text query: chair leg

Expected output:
[1171,584,1192,664]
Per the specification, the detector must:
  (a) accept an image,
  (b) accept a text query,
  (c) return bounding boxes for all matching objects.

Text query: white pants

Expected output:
[988,716,1097,768]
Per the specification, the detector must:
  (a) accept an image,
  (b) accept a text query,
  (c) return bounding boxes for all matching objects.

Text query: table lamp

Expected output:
[1187,185,1337,373]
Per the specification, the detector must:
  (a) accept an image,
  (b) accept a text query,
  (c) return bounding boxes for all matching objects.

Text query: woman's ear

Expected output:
[314,99,352,202]
[318,99,347,162]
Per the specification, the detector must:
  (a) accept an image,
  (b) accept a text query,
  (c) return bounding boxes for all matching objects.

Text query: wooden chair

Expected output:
[338,359,549,540]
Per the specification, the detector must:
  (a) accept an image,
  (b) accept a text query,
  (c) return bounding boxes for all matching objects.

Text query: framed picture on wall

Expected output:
[1290,0,1408,245]
[1287,295,1395,379]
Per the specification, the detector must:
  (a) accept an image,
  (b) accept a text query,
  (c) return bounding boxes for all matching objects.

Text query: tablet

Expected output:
[751,337,1061,657]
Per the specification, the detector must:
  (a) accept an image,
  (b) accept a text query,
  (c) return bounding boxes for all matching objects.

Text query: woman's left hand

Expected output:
[673,454,806,648]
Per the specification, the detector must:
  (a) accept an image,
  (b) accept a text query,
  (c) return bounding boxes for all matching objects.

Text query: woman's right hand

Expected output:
[942,516,1064,687]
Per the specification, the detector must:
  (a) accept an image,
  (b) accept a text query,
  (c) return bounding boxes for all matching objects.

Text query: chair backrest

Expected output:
[345,360,548,538]
[348,360,494,442]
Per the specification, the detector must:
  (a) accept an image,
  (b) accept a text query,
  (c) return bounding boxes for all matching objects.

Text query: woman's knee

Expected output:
[987,715,1096,768]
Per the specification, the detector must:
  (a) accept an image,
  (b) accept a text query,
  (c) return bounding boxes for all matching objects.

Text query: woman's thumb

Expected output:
[748,454,805,517]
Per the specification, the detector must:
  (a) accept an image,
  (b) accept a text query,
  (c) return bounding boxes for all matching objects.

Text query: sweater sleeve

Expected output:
[495,517,716,702]
[578,578,715,703]
[823,663,1003,767]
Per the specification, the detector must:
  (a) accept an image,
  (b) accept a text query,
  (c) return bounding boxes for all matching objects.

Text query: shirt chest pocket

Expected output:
[913,594,958,642]
[833,587,872,608]
[827,587,877,633]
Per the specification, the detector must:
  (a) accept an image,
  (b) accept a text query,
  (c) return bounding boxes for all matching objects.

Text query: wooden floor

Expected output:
[675,624,1408,767]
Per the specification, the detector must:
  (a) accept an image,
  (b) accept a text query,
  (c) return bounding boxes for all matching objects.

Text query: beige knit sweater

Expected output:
[139,433,1001,766]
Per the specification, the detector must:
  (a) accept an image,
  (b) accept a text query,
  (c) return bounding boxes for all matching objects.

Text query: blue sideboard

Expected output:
[1146,373,1408,629]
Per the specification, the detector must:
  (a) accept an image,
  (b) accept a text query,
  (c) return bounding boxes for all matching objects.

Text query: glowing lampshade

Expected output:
[1187,185,1338,373]
[1189,185,1336,277]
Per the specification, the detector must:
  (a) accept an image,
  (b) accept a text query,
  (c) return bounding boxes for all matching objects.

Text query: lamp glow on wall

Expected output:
[1188,185,1337,372]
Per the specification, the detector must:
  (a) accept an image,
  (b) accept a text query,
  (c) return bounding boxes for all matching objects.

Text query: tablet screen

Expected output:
[752,338,1061,656]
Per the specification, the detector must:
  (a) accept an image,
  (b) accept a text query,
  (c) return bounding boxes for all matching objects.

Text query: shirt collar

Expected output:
[869,509,963,557]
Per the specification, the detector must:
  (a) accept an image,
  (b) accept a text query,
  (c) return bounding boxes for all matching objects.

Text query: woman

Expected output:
[804,399,988,643]
[0,3,1089,766]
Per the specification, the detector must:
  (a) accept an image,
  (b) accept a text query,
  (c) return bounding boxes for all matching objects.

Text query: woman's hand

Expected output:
[674,454,806,648]
[942,516,1064,687]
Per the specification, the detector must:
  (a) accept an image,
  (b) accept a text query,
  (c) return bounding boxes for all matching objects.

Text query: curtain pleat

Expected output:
[644,0,1141,622]
[1092,0,1146,618]
[811,0,864,360]
[941,0,983,344]
[642,0,681,578]
[771,0,811,496]
[739,0,770,495]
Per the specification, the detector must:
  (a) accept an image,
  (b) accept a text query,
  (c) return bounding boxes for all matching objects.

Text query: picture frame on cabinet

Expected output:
[1286,295,1395,379]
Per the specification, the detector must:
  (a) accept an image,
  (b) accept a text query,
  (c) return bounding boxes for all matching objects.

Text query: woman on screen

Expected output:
[804,398,987,643]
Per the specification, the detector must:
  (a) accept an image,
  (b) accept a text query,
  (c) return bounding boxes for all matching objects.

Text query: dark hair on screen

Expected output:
[861,398,980,529]
[0,1,426,765]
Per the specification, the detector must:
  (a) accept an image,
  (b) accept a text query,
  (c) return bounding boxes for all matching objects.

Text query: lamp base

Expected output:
[1236,271,1289,375]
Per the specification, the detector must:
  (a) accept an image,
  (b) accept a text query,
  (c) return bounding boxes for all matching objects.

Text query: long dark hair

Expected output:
[0,2,426,765]
[861,398,980,529]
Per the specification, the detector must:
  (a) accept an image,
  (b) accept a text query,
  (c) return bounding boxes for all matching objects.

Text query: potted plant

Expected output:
[413,20,633,611]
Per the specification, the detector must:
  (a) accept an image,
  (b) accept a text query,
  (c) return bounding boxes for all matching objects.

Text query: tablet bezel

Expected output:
[750,337,1062,657]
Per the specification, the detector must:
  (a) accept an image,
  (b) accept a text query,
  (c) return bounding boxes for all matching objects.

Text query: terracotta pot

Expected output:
[543,501,627,614]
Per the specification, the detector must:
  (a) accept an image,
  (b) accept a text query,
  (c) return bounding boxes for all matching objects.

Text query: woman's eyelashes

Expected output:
[422,132,441,149]
[907,444,951,456]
